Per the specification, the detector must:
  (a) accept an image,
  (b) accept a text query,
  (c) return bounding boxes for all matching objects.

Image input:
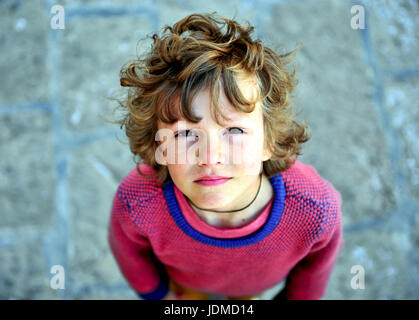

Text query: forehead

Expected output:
[192,86,261,121]
[157,74,262,128]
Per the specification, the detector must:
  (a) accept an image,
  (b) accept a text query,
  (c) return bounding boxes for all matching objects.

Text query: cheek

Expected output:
[173,139,198,162]
[167,164,188,178]
[222,137,262,176]
[230,135,264,161]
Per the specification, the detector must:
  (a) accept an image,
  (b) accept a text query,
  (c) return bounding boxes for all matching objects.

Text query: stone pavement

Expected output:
[0,0,418,299]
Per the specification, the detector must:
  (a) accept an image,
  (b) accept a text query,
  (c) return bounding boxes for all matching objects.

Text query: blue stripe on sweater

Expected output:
[137,280,169,300]
[162,173,286,248]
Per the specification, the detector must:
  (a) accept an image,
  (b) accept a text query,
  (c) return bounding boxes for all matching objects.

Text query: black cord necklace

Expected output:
[186,173,263,213]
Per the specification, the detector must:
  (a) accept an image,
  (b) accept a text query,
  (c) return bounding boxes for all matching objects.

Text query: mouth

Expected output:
[194,177,232,186]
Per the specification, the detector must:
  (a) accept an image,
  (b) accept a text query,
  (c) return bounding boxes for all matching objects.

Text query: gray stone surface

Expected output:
[66,138,135,298]
[265,0,400,228]
[324,228,415,299]
[365,0,419,71]
[59,14,155,133]
[0,109,56,229]
[0,0,418,300]
[382,77,419,200]
[0,0,50,105]
[0,233,61,299]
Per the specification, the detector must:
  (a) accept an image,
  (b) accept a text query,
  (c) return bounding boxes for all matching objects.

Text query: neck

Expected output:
[188,174,274,228]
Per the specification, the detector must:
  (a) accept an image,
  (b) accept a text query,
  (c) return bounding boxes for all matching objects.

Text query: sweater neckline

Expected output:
[162,173,286,248]
[174,185,273,238]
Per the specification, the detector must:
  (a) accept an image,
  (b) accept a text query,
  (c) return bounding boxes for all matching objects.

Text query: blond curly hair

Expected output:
[112,13,310,184]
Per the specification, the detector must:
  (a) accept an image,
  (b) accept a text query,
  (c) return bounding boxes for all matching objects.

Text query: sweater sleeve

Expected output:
[283,190,344,300]
[108,191,169,300]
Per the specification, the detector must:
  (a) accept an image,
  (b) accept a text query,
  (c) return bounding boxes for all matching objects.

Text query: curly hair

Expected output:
[112,12,311,184]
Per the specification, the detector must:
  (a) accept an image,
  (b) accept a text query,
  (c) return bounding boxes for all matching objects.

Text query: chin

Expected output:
[194,193,231,208]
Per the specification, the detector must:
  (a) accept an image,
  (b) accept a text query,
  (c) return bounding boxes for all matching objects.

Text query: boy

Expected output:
[108,13,343,300]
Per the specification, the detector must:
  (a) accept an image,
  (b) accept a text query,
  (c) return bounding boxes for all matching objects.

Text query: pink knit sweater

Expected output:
[108,160,343,300]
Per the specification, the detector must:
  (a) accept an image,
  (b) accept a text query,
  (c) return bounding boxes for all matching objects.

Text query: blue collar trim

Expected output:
[162,173,286,248]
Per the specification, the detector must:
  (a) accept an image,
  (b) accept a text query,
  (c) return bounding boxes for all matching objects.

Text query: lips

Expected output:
[194,176,232,186]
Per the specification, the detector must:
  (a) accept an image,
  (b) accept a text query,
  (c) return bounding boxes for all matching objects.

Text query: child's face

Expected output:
[156,74,272,211]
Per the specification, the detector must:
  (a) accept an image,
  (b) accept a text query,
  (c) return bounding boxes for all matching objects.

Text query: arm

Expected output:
[272,162,344,300]
[278,212,343,300]
[108,191,170,300]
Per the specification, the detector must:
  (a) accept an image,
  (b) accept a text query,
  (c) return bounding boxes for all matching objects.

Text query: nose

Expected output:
[198,131,226,167]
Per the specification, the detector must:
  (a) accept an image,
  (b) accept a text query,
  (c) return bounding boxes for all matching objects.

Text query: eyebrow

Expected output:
[176,119,255,130]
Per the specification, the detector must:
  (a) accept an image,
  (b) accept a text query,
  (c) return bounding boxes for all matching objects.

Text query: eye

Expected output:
[227,127,246,134]
[174,130,198,139]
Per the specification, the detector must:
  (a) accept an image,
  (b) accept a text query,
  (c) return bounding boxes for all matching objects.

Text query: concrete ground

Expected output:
[0,0,418,299]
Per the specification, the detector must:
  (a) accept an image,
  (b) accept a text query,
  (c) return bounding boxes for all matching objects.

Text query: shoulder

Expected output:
[115,163,165,221]
[117,163,163,198]
[281,160,342,205]
[279,160,342,241]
